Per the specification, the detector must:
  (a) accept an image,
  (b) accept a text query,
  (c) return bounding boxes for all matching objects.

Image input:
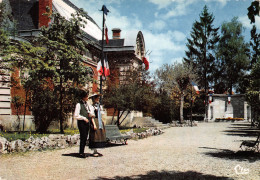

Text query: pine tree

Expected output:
[184,5,219,94]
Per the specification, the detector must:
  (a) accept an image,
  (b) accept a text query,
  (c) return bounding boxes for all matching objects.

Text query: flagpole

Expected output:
[100,6,106,104]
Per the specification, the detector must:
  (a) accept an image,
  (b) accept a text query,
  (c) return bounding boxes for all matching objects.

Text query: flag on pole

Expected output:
[104,57,110,76]
[209,94,212,104]
[142,57,149,70]
[97,60,103,76]
[191,81,200,94]
[97,58,110,77]
[228,95,231,104]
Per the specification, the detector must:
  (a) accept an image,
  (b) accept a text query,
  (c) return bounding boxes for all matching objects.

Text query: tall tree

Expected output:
[184,5,219,94]
[32,11,92,133]
[246,1,260,125]
[216,17,250,95]
[247,0,260,66]
[183,5,219,121]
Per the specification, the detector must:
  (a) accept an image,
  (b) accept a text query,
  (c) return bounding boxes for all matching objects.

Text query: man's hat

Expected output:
[79,87,89,98]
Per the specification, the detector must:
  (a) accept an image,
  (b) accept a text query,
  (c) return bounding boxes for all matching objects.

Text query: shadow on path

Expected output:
[106,143,126,148]
[62,143,126,158]
[96,170,232,180]
[223,123,260,137]
[200,147,260,163]
[62,153,93,158]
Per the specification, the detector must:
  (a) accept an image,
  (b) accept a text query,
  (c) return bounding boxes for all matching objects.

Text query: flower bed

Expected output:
[215,118,244,122]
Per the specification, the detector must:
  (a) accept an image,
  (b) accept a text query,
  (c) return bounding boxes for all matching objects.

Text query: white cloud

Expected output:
[144,31,186,52]
[149,0,229,19]
[256,16,260,29]
[141,30,186,72]
[204,0,229,7]
[170,31,186,42]
[148,0,173,9]
[239,16,252,29]
[170,57,183,64]
[239,16,260,30]
[150,0,197,18]
[163,3,189,18]
[149,20,167,31]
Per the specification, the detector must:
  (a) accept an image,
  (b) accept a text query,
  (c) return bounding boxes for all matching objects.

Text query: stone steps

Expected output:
[132,117,169,129]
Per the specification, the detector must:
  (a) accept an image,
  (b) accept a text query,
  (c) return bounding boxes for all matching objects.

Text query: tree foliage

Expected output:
[4,10,93,133]
[184,5,219,93]
[216,17,250,94]
[154,63,197,123]
[103,67,157,126]
[245,1,260,125]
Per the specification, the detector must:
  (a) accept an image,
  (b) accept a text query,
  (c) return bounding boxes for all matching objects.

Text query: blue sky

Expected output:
[71,0,259,74]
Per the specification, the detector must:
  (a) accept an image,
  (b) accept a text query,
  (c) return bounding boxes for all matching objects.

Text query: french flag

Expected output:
[104,57,110,76]
[97,57,110,77]
[142,57,149,70]
[97,60,103,76]
[191,81,200,94]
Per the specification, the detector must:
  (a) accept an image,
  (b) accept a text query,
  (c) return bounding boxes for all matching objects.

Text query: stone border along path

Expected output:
[0,122,259,180]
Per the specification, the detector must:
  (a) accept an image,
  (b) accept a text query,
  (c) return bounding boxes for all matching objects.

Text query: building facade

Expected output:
[0,0,147,130]
[206,94,251,121]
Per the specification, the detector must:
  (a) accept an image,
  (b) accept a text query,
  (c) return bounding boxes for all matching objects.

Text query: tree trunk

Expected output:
[119,111,130,126]
[59,78,64,134]
[111,108,116,124]
[23,90,28,132]
[180,93,184,123]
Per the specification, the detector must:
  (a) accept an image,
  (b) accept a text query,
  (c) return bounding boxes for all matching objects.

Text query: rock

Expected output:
[6,140,25,153]
[57,139,67,148]
[8,141,16,153]
[25,136,35,143]
[15,139,25,152]
[48,134,58,141]
[0,137,8,154]
[71,134,80,145]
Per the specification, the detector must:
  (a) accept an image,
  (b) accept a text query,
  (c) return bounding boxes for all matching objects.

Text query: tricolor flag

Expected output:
[191,81,200,94]
[97,57,110,77]
[104,57,110,76]
[102,5,109,44]
[209,94,212,104]
[228,95,231,104]
[142,56,149,70]
[97,60,103,76]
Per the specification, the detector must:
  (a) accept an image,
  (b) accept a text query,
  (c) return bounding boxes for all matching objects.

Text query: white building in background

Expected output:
[206,94,251,121]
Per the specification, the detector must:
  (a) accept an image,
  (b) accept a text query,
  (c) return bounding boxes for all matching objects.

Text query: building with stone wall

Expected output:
[206,94,251,121]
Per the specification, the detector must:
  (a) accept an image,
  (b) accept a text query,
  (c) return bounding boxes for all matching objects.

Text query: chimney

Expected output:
[112,28,121,39]
[39,0,52,28]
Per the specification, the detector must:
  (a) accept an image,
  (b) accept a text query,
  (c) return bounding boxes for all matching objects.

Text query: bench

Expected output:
[105,125,131,145]
[240,133,260,152]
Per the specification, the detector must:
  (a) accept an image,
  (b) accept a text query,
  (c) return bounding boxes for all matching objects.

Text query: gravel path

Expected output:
[0,122,259,180]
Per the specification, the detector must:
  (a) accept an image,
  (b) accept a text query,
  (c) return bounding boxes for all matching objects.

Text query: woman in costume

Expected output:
[89,93,106,157]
